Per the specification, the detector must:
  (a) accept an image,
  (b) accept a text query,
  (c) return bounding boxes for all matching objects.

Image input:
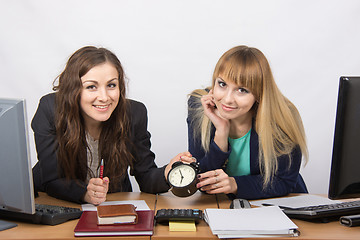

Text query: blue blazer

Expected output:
[187,95,308,200]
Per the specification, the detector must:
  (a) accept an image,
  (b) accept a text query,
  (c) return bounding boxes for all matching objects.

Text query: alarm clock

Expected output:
[167,161,200,197]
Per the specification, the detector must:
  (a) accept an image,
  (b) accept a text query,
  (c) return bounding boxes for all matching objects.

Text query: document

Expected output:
[204,206,298,238]
[250,194,340,208]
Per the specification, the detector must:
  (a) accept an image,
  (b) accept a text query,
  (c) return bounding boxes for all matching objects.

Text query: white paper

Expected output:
[217,231,299,239]
[205,206,297,235]
[81,200,150,211]
[250,194,341,208]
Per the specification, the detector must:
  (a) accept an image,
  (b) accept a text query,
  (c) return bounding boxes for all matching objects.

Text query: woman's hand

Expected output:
[196,169,237,195]
[83,177,109,205]
[201,90,230,132]
[164,151,195,180]
[201,90,230,152]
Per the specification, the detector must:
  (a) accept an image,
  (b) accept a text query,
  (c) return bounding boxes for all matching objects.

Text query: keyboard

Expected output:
[0,204,82,225]
[282,200,360,221]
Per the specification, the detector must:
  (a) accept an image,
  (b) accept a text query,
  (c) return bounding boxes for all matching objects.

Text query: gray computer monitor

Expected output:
[0,98,35,219]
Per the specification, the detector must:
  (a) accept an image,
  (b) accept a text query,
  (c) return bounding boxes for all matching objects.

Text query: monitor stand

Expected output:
[0,219,17,231]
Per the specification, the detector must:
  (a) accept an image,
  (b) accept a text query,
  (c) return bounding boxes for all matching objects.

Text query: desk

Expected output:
[1,191,360,240]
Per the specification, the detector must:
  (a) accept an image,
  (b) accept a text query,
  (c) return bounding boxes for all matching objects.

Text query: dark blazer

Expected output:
[32,93,170,203]
[187,95,308,200]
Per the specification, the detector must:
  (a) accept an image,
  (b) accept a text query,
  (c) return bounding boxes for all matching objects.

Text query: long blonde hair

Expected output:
[189,45,308,186]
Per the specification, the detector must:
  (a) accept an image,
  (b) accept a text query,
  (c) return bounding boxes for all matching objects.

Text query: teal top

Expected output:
[225,129,251,177]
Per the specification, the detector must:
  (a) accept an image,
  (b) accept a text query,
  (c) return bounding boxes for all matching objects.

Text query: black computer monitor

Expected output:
[328,76,360,199]
[0,98,35,229]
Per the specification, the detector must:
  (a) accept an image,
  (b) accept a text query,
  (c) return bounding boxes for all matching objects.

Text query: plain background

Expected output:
[1,0,359,194]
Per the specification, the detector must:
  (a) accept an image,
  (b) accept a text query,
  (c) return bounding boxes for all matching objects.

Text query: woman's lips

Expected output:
[221,104,236,112]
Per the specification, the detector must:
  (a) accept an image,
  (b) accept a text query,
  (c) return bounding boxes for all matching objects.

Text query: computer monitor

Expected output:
[0,98,35,227]
[328,76,360,199]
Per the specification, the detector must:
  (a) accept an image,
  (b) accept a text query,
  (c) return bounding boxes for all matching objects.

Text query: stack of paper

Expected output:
[204,206,299,238]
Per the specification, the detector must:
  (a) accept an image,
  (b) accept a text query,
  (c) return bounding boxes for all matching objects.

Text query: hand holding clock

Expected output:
[164,151,195,181]
[196,169,238,195]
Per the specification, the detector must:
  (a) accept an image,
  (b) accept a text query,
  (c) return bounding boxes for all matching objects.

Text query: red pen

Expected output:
[99,159,104,179]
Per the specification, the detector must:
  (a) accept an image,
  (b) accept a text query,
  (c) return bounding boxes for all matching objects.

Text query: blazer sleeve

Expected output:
[231,145,305,200]
[31,94,87,203]
[128,100,170,194]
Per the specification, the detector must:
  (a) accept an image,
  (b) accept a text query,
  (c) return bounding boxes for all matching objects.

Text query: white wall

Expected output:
[1,0,359,194]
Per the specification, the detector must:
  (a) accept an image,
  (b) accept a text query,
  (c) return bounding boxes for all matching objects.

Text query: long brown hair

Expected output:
[53,46,133,191]
[190,45,308,186]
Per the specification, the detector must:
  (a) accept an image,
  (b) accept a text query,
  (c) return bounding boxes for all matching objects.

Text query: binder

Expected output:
[74,210,154,236]
[204,206,299,238]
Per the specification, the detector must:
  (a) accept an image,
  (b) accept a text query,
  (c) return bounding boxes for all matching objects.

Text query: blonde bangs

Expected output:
[213,50,263,101]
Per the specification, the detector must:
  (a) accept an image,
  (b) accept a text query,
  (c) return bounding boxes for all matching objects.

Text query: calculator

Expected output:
[155,209,203,224]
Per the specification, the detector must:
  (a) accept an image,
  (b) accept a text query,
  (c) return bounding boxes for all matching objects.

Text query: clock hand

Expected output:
[179,170,184,178]
[179,170,184,184]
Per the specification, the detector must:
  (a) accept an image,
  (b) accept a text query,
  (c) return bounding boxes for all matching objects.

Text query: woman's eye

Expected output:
[85,85,96,90]
[238,88,249,93]
[108,83,117,88]
[217,79,226,88]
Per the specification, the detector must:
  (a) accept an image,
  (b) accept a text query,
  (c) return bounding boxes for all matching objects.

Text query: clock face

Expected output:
[168,164,196,187]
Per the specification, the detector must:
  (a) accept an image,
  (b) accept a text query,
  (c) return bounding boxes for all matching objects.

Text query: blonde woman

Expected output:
[188,45,308,200]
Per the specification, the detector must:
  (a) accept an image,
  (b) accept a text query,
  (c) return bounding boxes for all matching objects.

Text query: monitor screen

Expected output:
[328,76,360,199]
[0,98,35,215]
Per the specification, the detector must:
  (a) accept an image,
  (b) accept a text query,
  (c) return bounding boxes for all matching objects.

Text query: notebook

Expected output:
[74,210,154,236]
[97,204,138,225]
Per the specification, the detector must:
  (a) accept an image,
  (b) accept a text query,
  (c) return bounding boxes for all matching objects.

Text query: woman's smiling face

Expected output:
[80,62,120,128]
[212,76,256,121]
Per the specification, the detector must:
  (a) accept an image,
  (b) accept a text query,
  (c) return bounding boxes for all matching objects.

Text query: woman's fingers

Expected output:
[85,177,110,205]
[196,169,237,194]
[197,169,223,188]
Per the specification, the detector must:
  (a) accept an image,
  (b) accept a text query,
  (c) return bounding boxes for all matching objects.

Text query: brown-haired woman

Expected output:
[32,46,192,204]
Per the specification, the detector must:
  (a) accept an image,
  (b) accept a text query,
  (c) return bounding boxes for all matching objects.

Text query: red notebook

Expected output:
[74,210,154,237]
